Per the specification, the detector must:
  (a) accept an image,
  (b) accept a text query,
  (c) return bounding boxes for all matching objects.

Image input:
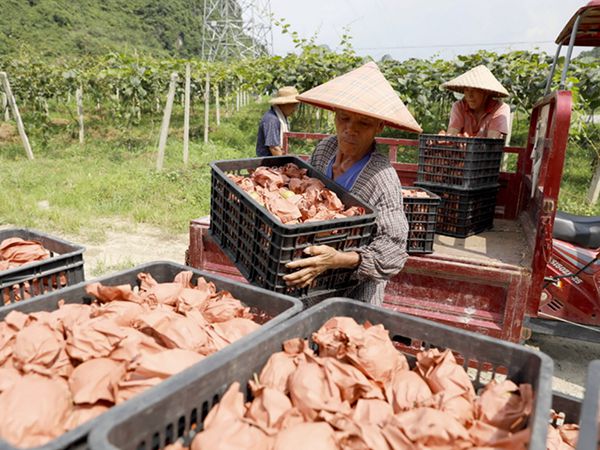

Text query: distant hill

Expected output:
[0,0,210,58]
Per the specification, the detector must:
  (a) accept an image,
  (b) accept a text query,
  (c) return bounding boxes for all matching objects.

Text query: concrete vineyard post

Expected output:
[501,111,515,171]
[183,63,191,166]
[587,163,600,204]
[0,72,34,160]
[215,83,220,127]
[204,72,210,144]
[76,85,84,144]
[156,72,178,171]
[1,91,9,121]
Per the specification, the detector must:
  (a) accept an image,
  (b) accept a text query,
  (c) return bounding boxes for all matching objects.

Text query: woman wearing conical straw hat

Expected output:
[442,65,510,139]
[283,61,422,306]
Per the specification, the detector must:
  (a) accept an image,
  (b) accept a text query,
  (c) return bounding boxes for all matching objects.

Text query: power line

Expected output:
[355,40,553,51]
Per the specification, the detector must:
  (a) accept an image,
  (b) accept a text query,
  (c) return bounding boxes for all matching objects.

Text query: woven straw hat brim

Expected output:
[441,65,509,98]
[296,62,422,133]
[270,96,300,105]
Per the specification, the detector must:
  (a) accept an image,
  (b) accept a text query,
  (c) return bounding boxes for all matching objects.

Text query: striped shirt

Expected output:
[310,136,409,306]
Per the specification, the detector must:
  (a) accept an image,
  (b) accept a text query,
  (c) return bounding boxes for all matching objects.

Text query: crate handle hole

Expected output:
[391,334,412,347]
[165,423,174,445]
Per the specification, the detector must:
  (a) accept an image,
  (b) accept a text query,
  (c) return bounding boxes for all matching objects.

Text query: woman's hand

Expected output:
[284,245,360,288]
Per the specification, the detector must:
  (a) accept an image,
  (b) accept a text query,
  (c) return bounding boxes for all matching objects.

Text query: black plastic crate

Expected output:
[0,228,85,306]
[550,392,582,448]
[551,392,581,426]
[578,360,600,450]
[402,186,440,254]
[416,182,498,238]
[417,134,504,189]
[209,156,377,299]
[88,298,554,450]
[0,261,302,450]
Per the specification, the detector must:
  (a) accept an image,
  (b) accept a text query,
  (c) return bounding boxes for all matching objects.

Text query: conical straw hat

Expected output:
[296,61,422,133]
[441,65,509,98]
[270,86,300,105]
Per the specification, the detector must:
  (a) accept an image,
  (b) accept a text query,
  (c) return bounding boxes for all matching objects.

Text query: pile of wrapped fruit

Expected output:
[227,163,365,224]
[0,237,52,272]
[0,271,264,448]
[163,316,578,450]
[0,237,62,304]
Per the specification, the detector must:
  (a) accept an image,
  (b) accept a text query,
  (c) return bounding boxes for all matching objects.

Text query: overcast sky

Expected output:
[268,0,587,61]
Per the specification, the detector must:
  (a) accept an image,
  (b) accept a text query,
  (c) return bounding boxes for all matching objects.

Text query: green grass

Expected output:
[559,143,600,216]
[1,100,598,243]
[0,102,261,237]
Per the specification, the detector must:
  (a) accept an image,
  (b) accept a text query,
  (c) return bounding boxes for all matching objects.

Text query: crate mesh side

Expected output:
[417,134,504,189]
[0,230,84,306]
[402,188,440,254]
[209,159,377,298]
[93,299,553,450]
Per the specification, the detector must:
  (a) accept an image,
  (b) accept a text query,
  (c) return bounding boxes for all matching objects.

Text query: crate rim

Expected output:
[577,359,600,450]
[0,260,300,319]
[88,297,554,450]
[0,260,303,450]
[0,227,85,277]
[415,180,501,193]
[402,186,442,202]
[209,155,379,230]
[419,133,506,145]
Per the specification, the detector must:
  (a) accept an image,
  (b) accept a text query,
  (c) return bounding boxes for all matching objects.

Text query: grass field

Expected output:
[1,100,598,242]
[0,101,262,238]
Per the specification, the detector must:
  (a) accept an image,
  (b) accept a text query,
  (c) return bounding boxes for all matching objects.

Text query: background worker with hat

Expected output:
[255,86,300,156]
[283,61,422,306]
[442,65,511,139]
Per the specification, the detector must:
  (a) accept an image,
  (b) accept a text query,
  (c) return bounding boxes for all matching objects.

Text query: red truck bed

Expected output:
[188,90,572,342]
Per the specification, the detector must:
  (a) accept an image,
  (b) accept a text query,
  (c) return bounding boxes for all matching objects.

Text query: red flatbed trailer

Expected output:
[188,89,571,343]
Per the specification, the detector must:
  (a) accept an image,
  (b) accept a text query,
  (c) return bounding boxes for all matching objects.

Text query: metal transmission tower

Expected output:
[201,0,273,61]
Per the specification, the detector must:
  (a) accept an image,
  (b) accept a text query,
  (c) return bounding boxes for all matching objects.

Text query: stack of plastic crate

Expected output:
[401,186,440,254]
[415,134,504,238]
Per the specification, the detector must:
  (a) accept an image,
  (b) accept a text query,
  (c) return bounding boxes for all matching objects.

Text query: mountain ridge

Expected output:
[0,0,209,58]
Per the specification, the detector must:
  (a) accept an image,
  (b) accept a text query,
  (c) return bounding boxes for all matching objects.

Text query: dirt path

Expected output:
[3,220,599,401]
[69,219,189,279]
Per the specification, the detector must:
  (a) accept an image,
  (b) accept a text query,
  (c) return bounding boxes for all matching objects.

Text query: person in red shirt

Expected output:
[442,65,510,139]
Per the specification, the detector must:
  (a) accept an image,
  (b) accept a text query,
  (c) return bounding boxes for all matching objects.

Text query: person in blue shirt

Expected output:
[255,86,299,157]
[283,62,422,306]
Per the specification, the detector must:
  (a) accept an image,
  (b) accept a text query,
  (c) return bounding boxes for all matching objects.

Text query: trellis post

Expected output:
[76,85,84,144]
[183,63,191,166]
[156,72,178,171]
[215,83,221,127]
[204,72,210,144]
[0,72,34,160]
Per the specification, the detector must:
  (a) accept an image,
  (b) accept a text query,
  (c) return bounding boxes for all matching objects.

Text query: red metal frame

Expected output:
[189,91,571,343]
[542,239,600,325]
[522,92,572,316]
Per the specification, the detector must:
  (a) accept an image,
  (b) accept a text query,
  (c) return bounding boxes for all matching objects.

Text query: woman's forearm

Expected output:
[334,250,361,269]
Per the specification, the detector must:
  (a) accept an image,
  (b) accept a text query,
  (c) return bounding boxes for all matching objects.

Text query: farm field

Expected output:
[1,48,600,403]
